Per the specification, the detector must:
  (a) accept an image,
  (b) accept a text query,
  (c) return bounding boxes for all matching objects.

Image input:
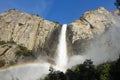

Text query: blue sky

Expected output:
[0,0,116,24]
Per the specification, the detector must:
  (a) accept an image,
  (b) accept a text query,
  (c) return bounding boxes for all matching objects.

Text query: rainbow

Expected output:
[0,61,67,72]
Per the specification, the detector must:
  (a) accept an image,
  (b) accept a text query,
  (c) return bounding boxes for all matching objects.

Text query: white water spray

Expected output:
[1,16,120,80]
[0,62,51,80]
[0,24,69,80]
[56,24,68,68]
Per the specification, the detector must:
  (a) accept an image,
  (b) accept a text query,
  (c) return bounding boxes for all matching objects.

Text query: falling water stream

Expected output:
[56,24,68,68]
[0,24,68,80]
[1,15,120,80]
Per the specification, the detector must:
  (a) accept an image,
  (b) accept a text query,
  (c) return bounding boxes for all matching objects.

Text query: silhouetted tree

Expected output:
[110,56,120,80]
[66,69,76,80]
[44,71,66,80]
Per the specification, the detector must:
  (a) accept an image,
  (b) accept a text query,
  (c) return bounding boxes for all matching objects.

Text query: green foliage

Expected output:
[9,61,16,65]
[44,59,97,80]
[0,39,16,45]
[66,69,76,80]
[0,41,6,45]
[73,59,96,80]
[8,8,16,11]
[44,57,120,80]
[53,21,59,24]
[44,72,58,80]
[110,56,120,80]
[35,14,39,16]
[15,45,33,57]
[7,40,16,44]
[44,71,66,80]
[0,59,5,67]
[32,14,39,17]
[97,63,111,80]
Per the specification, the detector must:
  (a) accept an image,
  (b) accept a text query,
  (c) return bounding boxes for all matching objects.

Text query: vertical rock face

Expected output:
[0,9,61,65]
[0,10,61,65]
[67,7,117,55]
[0,44,18,67]
[0,7,119,67]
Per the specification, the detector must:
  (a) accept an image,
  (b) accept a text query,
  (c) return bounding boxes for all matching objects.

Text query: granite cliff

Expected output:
[67,7,117,55]
[0,9,61,67]
[0,7,119,67]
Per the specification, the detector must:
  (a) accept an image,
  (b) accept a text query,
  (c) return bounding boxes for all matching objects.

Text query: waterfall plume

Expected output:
[56,24,68,69]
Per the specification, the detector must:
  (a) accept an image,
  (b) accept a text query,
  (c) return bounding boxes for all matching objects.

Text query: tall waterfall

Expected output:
[56,24,68,68]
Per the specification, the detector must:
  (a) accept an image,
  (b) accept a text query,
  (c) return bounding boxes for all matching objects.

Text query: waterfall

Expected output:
[0,24,69,80]
[56,24,68,68]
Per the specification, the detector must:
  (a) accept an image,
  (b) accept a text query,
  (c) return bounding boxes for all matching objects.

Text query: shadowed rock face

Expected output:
[0,7,119,67]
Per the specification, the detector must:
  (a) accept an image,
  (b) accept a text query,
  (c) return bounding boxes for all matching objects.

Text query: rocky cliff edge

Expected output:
[0,7,119,67]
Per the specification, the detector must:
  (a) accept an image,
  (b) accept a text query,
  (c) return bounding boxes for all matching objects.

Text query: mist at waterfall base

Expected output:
[0,24,68,80]
[1,16,120,80]
[68,16,120,67]
[0,62,50,80]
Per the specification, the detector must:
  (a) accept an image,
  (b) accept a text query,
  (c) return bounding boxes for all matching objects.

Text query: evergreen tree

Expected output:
[73,59,97,80]
[66,69,76,80]
[44,71,66,80]
[97,63,111,80]
[110,56,120,80]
